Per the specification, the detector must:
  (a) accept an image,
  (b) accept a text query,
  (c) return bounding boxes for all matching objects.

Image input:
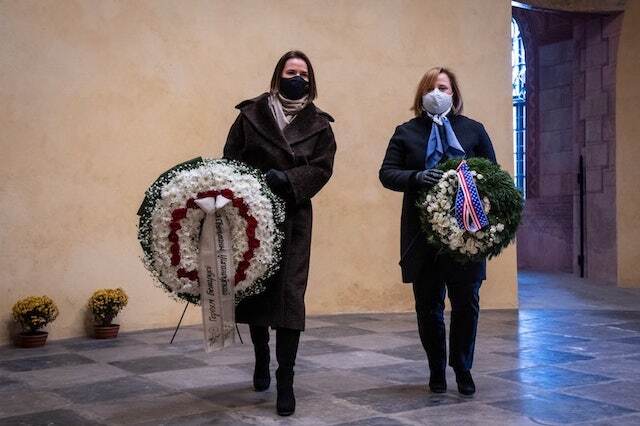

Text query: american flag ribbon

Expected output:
[455,161,490,233]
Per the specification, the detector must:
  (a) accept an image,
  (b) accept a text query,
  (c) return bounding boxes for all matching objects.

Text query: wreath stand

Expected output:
[169,302,244,345]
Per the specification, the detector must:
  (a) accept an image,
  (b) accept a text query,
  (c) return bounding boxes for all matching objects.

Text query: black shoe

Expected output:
[276,369,295,416]
[253,364,270,392]
[455,370,476,396]
[428,370,447,393]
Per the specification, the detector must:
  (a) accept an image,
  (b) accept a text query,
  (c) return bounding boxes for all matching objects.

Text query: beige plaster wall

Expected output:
[617,0,640,287]
[0,0,516,345]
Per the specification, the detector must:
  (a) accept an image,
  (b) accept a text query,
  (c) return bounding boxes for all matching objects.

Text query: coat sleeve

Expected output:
[222,114,246,161]
[476,123,497,165]
[379,126,420,192]
[283,126,337,204]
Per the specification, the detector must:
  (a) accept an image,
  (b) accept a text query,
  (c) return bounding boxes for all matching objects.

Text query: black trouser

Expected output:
[249,325,300,382]
[412,274,482,373]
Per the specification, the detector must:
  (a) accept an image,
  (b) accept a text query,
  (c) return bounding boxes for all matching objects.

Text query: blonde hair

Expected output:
[412,67,464,116]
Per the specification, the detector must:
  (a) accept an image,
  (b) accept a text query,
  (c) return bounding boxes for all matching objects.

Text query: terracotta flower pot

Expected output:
[94,324,120,339]
[16,331,48,348]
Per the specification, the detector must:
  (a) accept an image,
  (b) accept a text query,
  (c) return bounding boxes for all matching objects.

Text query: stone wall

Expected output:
[574,14,621,282]
[517,37,575,272]
[0,0,517,345]
[515,7,621,284]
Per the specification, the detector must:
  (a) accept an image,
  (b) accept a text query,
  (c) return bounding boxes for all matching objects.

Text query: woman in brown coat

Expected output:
[223,50,336,416]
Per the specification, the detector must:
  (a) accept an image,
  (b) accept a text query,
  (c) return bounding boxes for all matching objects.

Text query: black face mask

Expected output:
[279,76,309,100]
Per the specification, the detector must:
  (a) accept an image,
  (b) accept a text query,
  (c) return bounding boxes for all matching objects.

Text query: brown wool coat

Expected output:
[223,93,336,331]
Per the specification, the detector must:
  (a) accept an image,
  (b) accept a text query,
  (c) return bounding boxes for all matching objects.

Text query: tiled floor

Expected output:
[1,271,640,425]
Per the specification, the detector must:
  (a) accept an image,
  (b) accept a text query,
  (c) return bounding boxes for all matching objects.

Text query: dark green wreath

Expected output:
[417,157,524,264]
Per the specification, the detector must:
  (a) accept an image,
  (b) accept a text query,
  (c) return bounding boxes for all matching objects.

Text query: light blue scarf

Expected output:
[425,114,465,170]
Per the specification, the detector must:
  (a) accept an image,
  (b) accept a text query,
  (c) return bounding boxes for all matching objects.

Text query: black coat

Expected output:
[379,113,497,284]
[223,93,336,330]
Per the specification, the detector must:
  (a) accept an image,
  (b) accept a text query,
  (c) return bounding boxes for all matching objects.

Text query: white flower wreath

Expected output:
[138,158,285,304]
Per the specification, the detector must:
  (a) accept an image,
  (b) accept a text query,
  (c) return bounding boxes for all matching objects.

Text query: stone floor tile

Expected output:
[495,348,594,365]
[563,380,640,411]
[490,365,615,390]
[327,334,417,352]
[0,353,94,372]
[354,361,428,385]
[53,376,171,404]
[62,336,146,352]
[76,391,220,425]
[395,330,420,341]
[334,416,414,425]
[584,413,640,425]
[467,351,538,373]
[497,332,591,347]
[555,340,640,358]
[188,381,315,409]
[303,326,375,339]
[561,356,640,380]
[0,344,71,362]
[612,336,640,346]
[110,354,207,374]
[304,318,341,329]
[230,394,378,425]
[154,339,210,354]
[78,343,167,363]
[137,410,254,425]
[296,370,397,394]
[0,390,69,418]
[317,314,384,325]
[192,350,256,366]
[144,365,252,390]
[298,339,358,356]
[0,376,29,392]
[0,409,104,425]
[374,344,428,361]
[544,324,640,340]
[304,351,408,370]
[609,321,640,333]
[489,392,636,424]
[457,374,542,403]
[6,362,130,389]
[350,320,418,333]
[398,401,540,425]
[336,384,465,414]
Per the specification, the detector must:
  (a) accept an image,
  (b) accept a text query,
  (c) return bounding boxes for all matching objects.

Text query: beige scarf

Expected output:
[268,93,309,131]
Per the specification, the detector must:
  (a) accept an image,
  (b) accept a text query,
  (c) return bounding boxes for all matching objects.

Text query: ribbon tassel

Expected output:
[454,161,490,233]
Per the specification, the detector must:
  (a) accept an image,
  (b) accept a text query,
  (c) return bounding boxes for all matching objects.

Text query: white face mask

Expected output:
[422,88,453,116]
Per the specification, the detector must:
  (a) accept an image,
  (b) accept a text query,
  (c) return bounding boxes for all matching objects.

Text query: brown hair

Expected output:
[270,50,317,100]
[412,67,463,116]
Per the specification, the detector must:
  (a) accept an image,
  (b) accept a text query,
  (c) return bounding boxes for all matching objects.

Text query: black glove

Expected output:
[415,168,444,188]
[265,169,290,192]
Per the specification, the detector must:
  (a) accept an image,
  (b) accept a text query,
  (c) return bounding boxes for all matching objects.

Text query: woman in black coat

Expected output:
[223,51,336,416]
[379,67,496,396]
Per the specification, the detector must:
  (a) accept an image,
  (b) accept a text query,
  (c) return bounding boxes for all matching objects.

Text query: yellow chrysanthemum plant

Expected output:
[12,296,59,334]
[88,288,129,327]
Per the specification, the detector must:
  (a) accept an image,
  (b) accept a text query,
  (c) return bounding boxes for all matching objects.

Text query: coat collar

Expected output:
[236,93,333,154]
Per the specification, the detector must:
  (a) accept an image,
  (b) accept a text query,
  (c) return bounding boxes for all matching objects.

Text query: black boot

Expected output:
[455,370,476,396]
[275,328,300,416]
[428,369,447,393]
[249,325,270,392]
